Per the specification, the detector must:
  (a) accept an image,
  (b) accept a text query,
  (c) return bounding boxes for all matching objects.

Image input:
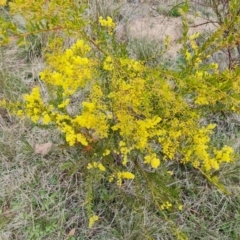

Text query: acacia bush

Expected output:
[0,0,240,238]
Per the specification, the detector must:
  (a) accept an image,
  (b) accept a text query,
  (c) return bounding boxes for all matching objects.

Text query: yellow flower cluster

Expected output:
[73,101,108,140]
[58,99,70,109]
[16,42,235,175]
[185,50,191,61]
[88,215,99,228]
[23,87,46,123]
[22,40,108,148]
[195,95,209,105]
[160,201,172,210]
[144,154,160,169]
[103,57,144,76]
[103,56,114,71]
[9,0,87,33]
[182,124,233,171]
[189,33,199,51]
[102,149,111,156]
[109,171,135,186]
[99,16,115,28]
[40,40,92,97]
[9,35,235,197]
[184,32,204,66]
[0,0,6,6]
[57,118,88,146]
[178,204,183,211]
[87,162,106,171]
[214,145,233,163]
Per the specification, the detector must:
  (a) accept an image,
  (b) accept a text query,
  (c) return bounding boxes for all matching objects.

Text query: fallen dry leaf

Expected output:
[66,228,76,239]
[34,141,53,156]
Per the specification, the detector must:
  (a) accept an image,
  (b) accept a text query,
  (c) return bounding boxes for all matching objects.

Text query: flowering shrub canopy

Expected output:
[0,0,240,234]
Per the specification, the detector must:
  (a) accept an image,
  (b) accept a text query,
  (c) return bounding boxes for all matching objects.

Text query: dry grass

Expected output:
[1,1,240,239]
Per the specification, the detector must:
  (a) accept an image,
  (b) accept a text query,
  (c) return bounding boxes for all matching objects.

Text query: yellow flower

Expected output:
[76,133,88,146]
[189,32,200,40]
[115,171,135,186]
[89,215,99,228]
[178,205,183,211]
[0,0,7,6]
[195,95,209,105]
[119,141,125,147]
[98,163,106,171]
[58,99,70,109]
[151,157,160,168]
[185,50,191,61]
[87,162,106,171]
[99,16,115,28]
[17,110,23,117]
[109,174,114,183]
[103,149,110,156]
[82,102,95,111]
[160,201,172,210]
[43,113,51,124]
[144,154,160,169]
[121,172,135,179]
[87,163,93,169]
[103,56,114,71]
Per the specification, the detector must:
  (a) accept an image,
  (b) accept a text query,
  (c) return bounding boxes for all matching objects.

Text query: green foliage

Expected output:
[26,219,58,239]
[128,38,165,66]
[168,6,182,18]
[0,0,240,239]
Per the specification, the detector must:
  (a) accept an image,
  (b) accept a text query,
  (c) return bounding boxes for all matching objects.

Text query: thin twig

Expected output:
[189,21,220,28]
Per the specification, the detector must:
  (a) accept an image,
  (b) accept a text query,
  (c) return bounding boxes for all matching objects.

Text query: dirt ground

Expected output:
[115,2,217,59]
